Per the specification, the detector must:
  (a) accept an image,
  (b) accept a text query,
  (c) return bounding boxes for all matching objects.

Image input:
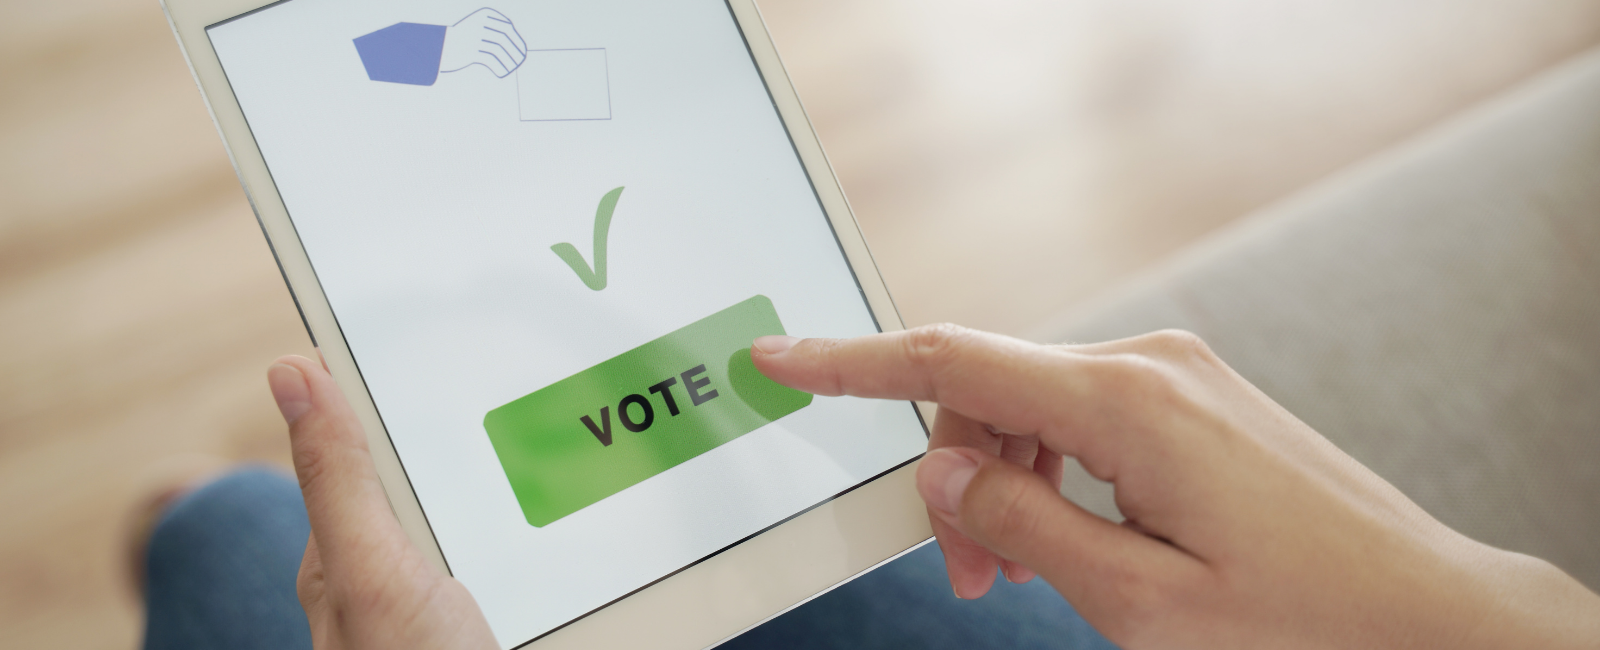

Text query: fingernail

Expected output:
[919,449,978,516]
[268,364,312,424]
[752,335,799,355]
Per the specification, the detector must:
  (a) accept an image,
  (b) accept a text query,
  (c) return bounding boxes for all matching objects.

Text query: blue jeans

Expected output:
[142,468,1118,650]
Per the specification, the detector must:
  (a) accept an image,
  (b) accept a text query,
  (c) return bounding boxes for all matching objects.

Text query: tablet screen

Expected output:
[206,0,927,645]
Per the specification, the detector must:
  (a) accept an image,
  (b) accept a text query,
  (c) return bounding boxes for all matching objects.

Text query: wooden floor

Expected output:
[2,0,1596,646]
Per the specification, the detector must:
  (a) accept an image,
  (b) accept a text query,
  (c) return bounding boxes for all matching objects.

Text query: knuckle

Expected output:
[1092,353,1179,398]
[295,562,321,611]
[1086,354,1214,431]
[902,323,975,370]
[1143,329,1217,362]
[969,469,1046,544]
[291,437,335,495]
[808,337,849,396]
[997,434,1039,466]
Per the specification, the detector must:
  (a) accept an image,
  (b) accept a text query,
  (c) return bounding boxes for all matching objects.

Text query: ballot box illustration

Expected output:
[517,48,612,121]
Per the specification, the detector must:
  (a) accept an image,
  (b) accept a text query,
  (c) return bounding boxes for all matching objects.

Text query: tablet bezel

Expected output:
[160,0,933,647]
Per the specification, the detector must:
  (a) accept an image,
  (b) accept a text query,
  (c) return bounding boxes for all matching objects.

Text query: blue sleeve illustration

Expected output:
[353,23,448,86]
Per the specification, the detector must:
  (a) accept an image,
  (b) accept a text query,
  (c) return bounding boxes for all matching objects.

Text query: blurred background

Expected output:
[2,0,1598,646]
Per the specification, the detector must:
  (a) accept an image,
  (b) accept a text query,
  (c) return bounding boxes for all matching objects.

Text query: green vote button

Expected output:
[484,295,814,527]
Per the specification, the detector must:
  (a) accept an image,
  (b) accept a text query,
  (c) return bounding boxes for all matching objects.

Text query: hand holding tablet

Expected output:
[268,356,498,650]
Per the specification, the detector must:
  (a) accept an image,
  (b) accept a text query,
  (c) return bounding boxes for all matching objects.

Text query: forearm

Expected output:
[1458,543,1600,649]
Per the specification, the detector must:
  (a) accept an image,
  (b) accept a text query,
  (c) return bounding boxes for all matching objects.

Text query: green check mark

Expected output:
[551,186,625,291]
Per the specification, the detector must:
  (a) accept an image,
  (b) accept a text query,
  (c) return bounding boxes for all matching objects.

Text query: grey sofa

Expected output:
[1039,47,1600,590]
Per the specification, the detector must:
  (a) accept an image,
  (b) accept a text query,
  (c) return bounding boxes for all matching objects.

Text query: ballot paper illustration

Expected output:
[352,8,612,121]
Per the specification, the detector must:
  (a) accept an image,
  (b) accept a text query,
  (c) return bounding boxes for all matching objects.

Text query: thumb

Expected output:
[917,448,1201,622]
[268,355,408,570]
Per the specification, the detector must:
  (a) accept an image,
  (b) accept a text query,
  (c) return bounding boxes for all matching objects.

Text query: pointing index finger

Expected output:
[752,325,1088,443]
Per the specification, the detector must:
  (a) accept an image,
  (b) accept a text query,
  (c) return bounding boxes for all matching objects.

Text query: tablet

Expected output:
[162,0,933,647]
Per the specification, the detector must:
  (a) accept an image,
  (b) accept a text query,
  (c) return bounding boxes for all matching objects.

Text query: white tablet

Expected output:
[161,0,933,647]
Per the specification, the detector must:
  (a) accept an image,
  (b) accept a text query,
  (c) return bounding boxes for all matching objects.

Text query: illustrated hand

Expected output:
[440,8,528,78]
[752,326,1600,649]
[268,355,499,650]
